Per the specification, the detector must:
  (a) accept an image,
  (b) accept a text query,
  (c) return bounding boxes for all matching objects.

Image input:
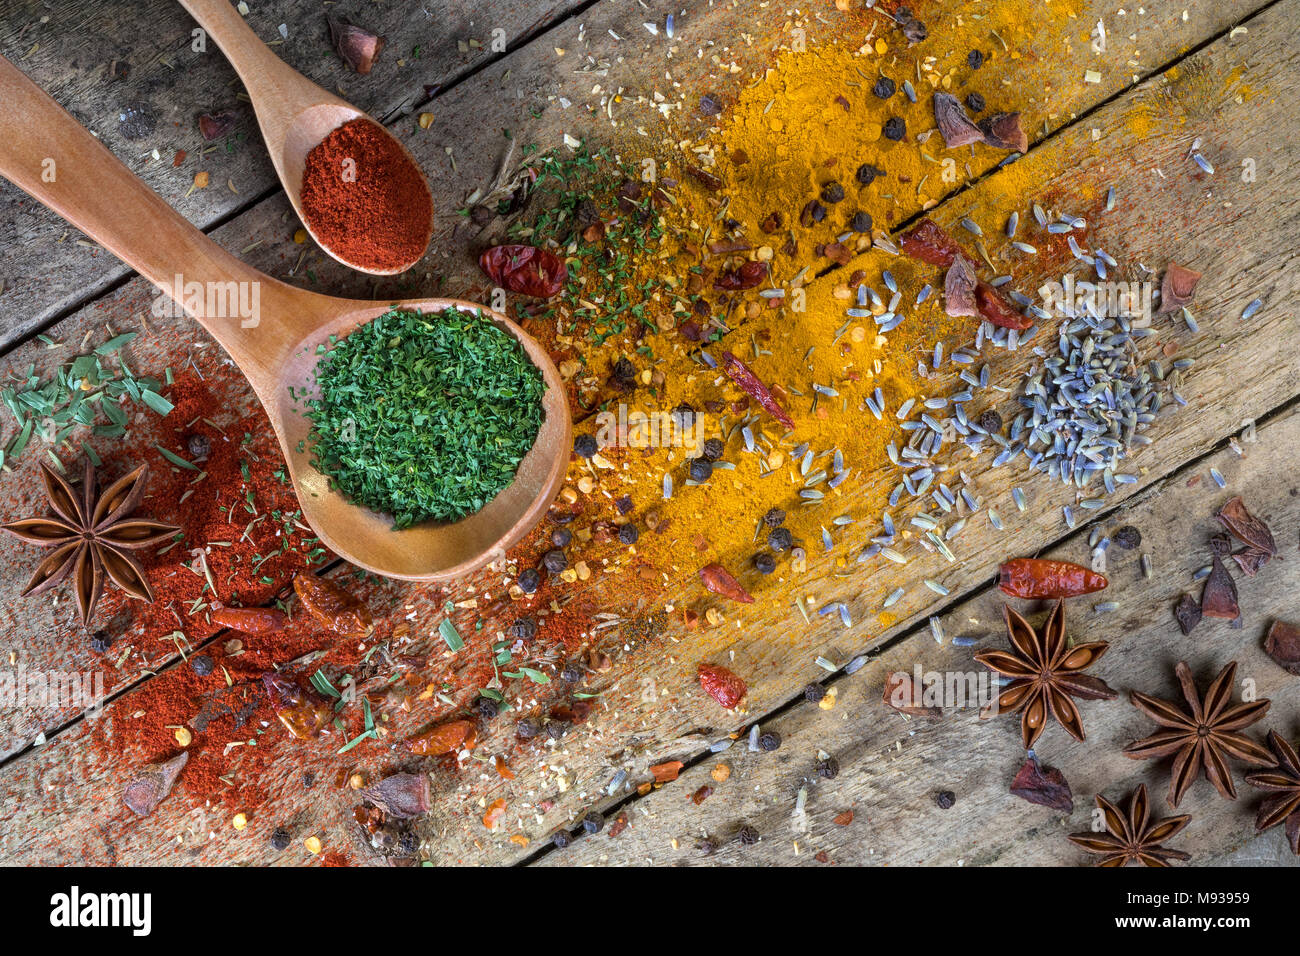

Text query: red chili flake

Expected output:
[977,111,1028,152]
[211,606,288,634]
[697,662,747,709]
[833,809,855,826]
[1264,620,1300,675]
[882,671,942,719]
[1009,753,1074,812]
[719,351,794,429]
[900,218,1031,329]
[482,798,507,830]
[360,772,431,819]
[1160,262,1202,311]
[687,165,724,191]
[1200,555,1240,619]
[262,674,331,739]
[650,760,684,783]
[608,811,629,837]
[713,260,769,291]
[172,149,186,167]
[691,785,714,805]
[479,244,568,298]
[944,256,978,317]
[933,92,983,148]
[197,110,238,141]
[698,561,755,603]
[998,558,1108,599]
[294,574,372,638]
[406,718,475,756]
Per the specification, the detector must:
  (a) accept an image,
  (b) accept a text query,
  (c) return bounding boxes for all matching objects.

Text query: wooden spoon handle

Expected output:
[0,54,310,379]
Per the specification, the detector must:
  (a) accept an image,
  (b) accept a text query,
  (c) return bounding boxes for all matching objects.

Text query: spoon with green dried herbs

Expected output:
[0,54,569,580]
[177,0,433,275]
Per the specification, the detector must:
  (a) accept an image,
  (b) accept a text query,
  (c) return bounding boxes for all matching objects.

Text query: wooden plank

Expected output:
[0,0,589,348]
[536,402,1300,866]
[0,0,1287,864]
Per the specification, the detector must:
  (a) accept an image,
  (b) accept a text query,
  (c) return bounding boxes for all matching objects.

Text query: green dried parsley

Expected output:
[305,307,544,529]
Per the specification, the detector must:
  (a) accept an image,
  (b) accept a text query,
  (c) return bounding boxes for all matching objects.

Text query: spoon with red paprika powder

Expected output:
[178,0,433,275]
[0,54,569,581]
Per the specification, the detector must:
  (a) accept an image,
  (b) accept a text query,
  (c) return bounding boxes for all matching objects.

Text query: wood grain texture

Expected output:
[0,0,588,346]
[0,0,1292,866]
[538,403,1300,866]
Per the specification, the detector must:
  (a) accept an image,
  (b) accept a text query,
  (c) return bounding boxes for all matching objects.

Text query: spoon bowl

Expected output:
[0,54,568,581]
[179,0,433,276]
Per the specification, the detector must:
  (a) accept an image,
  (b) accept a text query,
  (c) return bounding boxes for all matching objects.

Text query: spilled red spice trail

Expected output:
[298,118,431,271]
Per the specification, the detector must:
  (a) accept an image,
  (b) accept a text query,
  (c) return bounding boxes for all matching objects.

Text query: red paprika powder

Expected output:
[298,118,431,272]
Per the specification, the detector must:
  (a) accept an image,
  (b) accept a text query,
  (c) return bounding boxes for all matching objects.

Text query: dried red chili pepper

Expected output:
[697,662,747,709]
[262,674,331,739]
[900,218,1032,330]
[719,351,794,430]
[479,244,569,298]
[293,574,372,638]
[699,561,754,603]
[211,606,288,634]
[998,558,1108,599]
[1010,753,1073,812]
[713,260,768,291]
[406,718,476,756]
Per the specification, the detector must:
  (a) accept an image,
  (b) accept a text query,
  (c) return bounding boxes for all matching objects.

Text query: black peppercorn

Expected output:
[542,549,567,573]
[398,831,421,856]
[976,409,1003,435]
[574,434,597,458]
[935,790,957,809]
[702,437,725,461]
[799,199,827,226]
[820,181,845,204]
[768,526,793,552]
[478,696,500,720]
[516,718,542,739]
[804,682,825,702]
[618,523,639,545]
[671,403,697,428]
[855,162,883,185]
[753,552,776,575]
[545,719,567,740]
[872,76,896,99]
[759,731,782,752]
[883,116,906,141]
[967,49,984,69]
[270,826,292,851]
[552,829,573,848]
[517,567,541,594]
[89,630,112,654]
[763,506,786,527]
[688,457,713,482]
[966,92,986,113]
[737,825,760,846]
[186,433,211,460]
[561,664,582,683]
[817,756,840,779]
[612,356,636,385]
[850,211,873,234]
[551,528,572,549]
[190,654,214,677]
[1113,525,1142,550]
[582,811,605,834]
[509,618,538,641]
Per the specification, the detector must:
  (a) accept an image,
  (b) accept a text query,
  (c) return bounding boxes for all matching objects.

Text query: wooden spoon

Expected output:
[178,0,433,275]
[0,54,570,581]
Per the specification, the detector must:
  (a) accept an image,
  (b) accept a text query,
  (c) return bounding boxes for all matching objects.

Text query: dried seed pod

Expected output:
[944,255,979,317]
[933,92,983,148]
[1160,262,1202,312]
[123,752,189,817]
[977,111,1027,152]
[327,15,386,74]
[361,773,432,819]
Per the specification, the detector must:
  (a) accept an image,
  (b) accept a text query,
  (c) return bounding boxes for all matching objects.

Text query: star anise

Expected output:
[0,460,179,626]
[1124,660,1272,807]
[1068,784,1191,867]
[1245,731,1300,855]
[974,599,1116,748]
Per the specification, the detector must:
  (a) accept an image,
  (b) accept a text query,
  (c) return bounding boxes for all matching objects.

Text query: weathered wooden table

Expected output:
[0,0,1296,866]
